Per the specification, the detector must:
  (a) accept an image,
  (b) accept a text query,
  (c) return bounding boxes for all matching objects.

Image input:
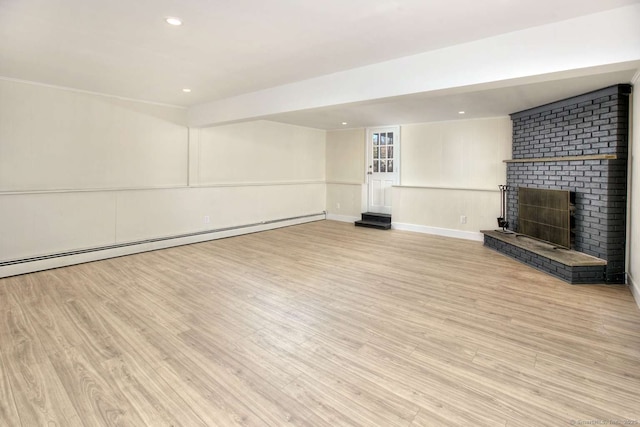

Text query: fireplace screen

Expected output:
[518,187,571,249]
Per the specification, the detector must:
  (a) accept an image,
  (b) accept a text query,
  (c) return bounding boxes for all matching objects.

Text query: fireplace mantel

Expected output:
[503,154,616,163]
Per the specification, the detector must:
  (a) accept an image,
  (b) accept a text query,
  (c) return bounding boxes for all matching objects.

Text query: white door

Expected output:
[366,126,400,214]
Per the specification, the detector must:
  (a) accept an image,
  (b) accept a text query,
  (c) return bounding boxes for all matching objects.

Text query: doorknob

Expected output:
[367,171,373,175]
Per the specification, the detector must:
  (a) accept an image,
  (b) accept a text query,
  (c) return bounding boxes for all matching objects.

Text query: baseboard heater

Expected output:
[0,212,326,270]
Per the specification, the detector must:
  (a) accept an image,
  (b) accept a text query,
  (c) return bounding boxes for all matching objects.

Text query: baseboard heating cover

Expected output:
[0,212,326,278]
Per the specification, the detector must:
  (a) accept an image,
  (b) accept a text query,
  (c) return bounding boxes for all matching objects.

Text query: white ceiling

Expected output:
[263,66,640,129]
[1,0,638,128]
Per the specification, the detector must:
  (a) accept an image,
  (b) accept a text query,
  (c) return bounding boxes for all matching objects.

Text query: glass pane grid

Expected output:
[371,130,396,174]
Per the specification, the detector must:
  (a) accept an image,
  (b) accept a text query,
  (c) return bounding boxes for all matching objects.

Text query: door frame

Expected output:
[365,126,400,214]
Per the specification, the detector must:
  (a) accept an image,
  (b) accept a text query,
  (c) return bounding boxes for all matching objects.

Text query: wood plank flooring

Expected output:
[1,220,639,426]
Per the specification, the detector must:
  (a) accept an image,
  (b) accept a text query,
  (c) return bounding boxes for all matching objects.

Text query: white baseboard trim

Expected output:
[0,213,325,279]
[326,213,359,223]
[629,273,640,310]
[392,222,484,242]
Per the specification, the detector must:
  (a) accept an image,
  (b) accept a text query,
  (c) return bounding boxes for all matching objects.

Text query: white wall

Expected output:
[628,73,640,309]
[325,128,365,221]
[0,79,188,191]
[188,120,326,235]
[400,118,510,189]
[393,118,512,240]
[0,81,326,276]
[195,120,325,184]
[323,118,512,237]
[392,188,501,241]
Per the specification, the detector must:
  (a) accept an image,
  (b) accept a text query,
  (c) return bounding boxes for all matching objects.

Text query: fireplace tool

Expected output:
[497,184,511,231]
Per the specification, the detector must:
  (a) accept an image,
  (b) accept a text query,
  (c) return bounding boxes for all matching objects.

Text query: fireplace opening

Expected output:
[518,187,575,249]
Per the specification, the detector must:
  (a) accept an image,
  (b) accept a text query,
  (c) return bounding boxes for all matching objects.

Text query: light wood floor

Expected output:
[1,220,639,426]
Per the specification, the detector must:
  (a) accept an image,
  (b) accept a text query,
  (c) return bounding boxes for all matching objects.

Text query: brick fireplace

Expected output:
[487,84,631,284]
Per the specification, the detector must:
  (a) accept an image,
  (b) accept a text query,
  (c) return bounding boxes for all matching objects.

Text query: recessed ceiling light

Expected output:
[165,17,183,26]
[458,111,465,115]
[341,122,348,125]
[182,88,191,93]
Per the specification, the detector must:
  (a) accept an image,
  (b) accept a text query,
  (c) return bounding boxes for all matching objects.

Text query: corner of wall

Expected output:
[628,71,639,309]
[629,273,640,311]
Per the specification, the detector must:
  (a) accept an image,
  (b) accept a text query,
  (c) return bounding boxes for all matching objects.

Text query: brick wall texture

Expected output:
[507,84,631,283]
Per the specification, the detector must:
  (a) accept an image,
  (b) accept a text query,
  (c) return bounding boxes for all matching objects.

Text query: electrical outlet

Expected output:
[460,215,467,224]
[336,202,341,209]
[204,215,210,224]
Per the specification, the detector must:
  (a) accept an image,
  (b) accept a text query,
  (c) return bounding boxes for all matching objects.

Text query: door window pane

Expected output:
[370,129,397,175]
